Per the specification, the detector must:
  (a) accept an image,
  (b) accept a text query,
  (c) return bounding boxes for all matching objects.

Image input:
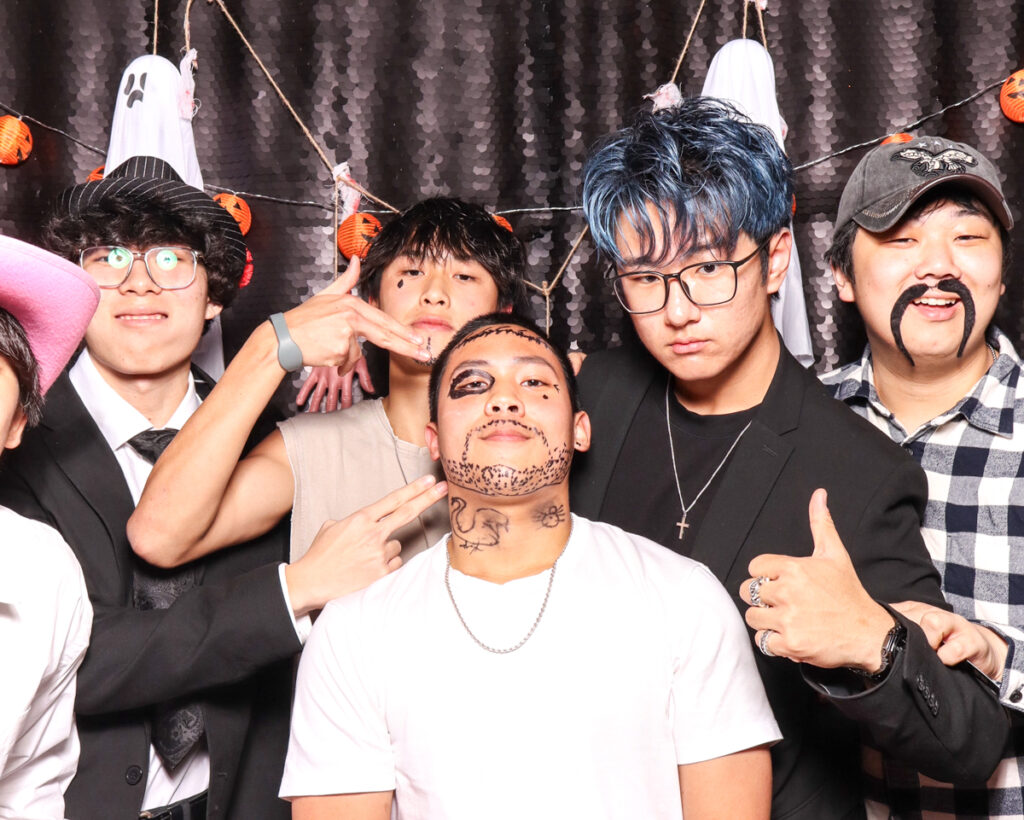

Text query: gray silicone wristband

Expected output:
[269,312,303,372]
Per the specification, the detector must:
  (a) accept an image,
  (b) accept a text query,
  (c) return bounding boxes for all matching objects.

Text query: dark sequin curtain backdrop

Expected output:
[2,0,1023,409]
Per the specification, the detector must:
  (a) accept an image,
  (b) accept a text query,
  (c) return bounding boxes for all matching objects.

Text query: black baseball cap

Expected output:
[835,136,1013,235]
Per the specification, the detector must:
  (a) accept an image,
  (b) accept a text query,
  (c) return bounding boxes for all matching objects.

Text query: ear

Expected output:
[572,410,592,453]
[499,303,513,314]
[424,421,441,461]
[205,301,224,321]
[3,407,27,451]
[832,264,856,304]
[764,229,792,296]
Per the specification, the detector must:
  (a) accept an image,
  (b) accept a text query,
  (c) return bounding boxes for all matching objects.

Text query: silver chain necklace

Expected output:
[665,379,752,541]
[444,520,572,654]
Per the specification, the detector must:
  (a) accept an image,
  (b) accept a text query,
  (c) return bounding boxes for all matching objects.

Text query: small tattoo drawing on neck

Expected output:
[450,496,509,551]
[533,504,566,528]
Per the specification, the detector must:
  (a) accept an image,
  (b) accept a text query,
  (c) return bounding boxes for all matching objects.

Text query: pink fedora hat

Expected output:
[0,235,100,395]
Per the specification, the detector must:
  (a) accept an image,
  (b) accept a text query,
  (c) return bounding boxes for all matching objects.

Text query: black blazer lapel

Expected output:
[688,346,805,582]
[40,374,136,577]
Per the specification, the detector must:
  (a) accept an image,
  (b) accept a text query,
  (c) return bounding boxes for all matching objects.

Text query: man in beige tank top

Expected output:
[128,198,529,590]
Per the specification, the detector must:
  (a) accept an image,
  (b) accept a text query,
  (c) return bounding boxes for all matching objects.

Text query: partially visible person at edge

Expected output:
[813,135,1024,818]
[281,313,780,820]
[572,96,1007,818]
[0,157,441,820]
[0,235,98,820]
[128,198,528,576]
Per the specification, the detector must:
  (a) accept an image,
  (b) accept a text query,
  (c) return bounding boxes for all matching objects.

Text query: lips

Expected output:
[115,311,168,323]
[412,316,453,332]
[476,419,537,442]
[670,338,707,354]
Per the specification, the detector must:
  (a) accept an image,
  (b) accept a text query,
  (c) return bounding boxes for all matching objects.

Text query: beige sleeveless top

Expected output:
[278,400,448,563]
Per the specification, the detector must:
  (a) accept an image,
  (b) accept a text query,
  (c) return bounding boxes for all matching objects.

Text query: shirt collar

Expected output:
[68,350,201,450]
[826,328,1022,439]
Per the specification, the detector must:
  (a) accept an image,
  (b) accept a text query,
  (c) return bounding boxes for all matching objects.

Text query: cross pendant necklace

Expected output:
[664,379,752,541]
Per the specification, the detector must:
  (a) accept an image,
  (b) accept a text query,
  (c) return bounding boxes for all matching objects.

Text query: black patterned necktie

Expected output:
[128,428,205,769]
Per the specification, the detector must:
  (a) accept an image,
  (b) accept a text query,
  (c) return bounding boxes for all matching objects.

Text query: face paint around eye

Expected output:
[449,368,494,400]
[396,279,404,289]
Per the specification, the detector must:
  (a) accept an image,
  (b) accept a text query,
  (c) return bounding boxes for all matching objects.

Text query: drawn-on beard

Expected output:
[440,420,573,496]
[889,279,976,366]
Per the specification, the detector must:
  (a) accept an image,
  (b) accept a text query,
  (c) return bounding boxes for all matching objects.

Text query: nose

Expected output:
[119,254,161,295]
[662,277,701,326]
[484,383,524,417]
[914,236,959,283]
[420,269,449,306]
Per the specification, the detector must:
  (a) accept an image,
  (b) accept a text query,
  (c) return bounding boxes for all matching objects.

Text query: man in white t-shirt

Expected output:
[0,235,99,819]
[281,313,780,820]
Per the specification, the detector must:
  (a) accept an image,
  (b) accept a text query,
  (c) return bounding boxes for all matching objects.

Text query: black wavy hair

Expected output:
[359,197,529,314]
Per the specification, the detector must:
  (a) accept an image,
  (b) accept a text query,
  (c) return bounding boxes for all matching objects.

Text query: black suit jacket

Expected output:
[572,343,1008,820]
[0,369,299,820]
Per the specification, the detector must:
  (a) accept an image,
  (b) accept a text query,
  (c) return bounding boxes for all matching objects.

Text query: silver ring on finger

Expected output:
[758,629,777,658]
[749,575,770,608]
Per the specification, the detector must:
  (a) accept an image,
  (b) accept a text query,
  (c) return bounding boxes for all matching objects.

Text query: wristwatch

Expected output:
[852,620,907,681]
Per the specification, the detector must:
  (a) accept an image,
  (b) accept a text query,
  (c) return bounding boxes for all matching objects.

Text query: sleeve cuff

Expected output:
[279,562,313,644]
[980,620,1024,710]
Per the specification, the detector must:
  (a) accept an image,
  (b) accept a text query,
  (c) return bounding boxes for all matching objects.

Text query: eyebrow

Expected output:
[620,241,727,270]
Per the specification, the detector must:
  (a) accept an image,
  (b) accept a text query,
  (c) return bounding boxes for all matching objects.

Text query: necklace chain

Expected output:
[664,379,752,541]
[387,410,432,554]
[445,520,572,654]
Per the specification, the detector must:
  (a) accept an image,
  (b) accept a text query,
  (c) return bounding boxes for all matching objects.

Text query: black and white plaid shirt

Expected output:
[823,327,1024,819]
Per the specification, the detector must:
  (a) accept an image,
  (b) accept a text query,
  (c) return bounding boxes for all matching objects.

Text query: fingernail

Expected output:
[435,481,448,494]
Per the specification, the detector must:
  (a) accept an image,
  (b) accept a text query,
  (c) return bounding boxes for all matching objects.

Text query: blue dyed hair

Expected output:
[582,97,793,269]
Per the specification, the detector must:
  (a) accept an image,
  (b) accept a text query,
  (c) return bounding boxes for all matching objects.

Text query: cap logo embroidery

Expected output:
[892,147,978,177]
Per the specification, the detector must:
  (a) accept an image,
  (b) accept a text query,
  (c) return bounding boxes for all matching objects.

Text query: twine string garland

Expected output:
[4,0,1019,325]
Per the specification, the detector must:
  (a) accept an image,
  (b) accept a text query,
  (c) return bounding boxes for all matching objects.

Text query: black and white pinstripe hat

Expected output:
[55,155,247,273]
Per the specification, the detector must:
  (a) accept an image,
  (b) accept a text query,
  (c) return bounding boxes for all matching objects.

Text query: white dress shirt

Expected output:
[0,506,91,820]
[69,351,310,810]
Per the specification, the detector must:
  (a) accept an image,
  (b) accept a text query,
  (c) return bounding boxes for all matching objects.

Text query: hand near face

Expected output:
[281,257,429,374]
[740,489,896,671]
[892,600,1008,681]
[285,475,449,617]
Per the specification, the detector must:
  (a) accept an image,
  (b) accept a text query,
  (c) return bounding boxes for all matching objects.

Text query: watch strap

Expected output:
[269,312,303,372]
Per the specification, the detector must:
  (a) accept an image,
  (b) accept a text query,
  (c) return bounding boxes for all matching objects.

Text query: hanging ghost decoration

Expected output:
[104,51,204,187]
[701,39,813,367]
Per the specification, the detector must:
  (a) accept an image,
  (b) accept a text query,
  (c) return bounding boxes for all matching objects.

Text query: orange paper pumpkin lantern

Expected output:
[1001,70,1024,123]
[0,116,33,165]
[492,214,513,232]
[86,165,105,181]
[337,212,382,259]
[881,133,914,145]
[214,192,252,235]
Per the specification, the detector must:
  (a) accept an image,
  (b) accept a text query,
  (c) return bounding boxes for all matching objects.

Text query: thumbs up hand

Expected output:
[740,489,897,672]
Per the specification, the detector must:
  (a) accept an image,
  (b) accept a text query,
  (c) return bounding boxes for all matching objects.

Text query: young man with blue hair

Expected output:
[572,97,1007,818]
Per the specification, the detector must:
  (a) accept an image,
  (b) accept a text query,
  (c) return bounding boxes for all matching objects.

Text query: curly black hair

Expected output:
[42,193,243,308]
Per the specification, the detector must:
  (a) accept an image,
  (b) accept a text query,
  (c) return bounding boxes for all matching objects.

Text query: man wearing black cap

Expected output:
[810,136,1024,817]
